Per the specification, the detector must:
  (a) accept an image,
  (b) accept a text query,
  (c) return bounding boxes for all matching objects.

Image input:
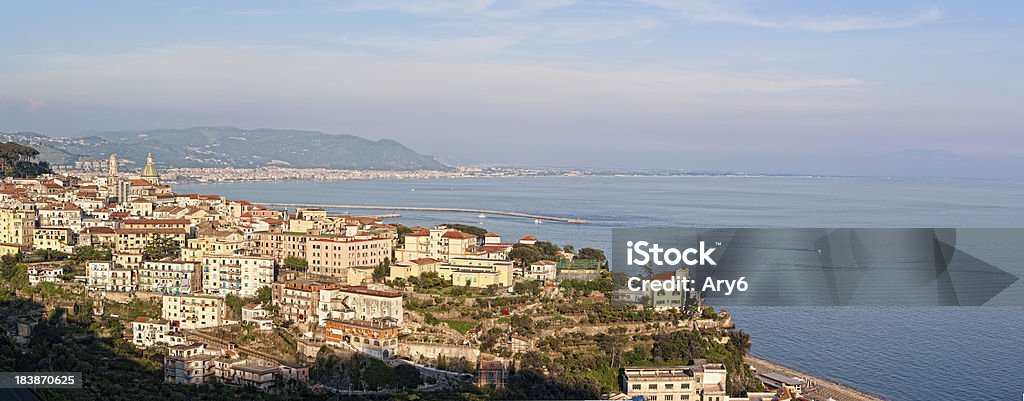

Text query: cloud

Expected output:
[0,44,866,116]
[27,99,46,112]
[229,10,282,17]
[334,0,576,20]
[642,0,942,32]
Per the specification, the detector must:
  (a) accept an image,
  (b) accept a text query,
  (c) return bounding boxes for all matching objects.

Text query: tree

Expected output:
[283,256,308,270]
[394,364,423,389]
[372,259,390,282]
[0,142,53,177]
[255,285,273,308]
[443,224,488,239]
[577,248,606,262]
[225,294,244,318]
[142,235,180,260]
[71,245,113,263]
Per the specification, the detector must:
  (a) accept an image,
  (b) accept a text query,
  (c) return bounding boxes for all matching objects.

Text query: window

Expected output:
[665,384,674,390]
[665,396,673,401]
[631,384,641,390]
[649,384,658,390]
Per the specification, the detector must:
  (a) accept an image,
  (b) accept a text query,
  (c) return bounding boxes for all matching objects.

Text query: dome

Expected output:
[141,153,159,178]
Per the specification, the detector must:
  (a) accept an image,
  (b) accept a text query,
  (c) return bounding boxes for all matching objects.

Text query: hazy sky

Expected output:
[1,1,1022,178]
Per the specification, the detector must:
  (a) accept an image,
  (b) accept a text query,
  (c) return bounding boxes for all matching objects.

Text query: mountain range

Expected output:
[0,127,447,171]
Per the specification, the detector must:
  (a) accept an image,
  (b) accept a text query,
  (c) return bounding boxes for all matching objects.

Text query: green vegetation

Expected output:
[70,245,113,263]
[443,224,488,239]
[0,142,53,177]
[283,256,308,270]
[142,235,180,260]
[508,240,562,265]
[576,247,607,262]
[372,259,391,282]
[441,319,478,335]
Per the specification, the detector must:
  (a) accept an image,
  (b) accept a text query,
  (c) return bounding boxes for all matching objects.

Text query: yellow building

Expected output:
[32,227,73,253]
[438,257,515,288]
[0,208,36,248]
[114,228,186,253]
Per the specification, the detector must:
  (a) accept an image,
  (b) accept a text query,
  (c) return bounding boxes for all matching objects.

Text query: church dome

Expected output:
[141,153,159,178]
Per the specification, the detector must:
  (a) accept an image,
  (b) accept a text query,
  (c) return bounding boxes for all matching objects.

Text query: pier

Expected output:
[253,202,589,224]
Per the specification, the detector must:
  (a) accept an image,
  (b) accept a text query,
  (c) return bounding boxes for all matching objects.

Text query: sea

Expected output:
[175,176,1024,401]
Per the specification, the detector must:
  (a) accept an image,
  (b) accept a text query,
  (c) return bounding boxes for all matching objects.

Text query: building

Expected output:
[162,294,225,329]
[0,208,36,250]
[395,225,480,262]
[132,316,185,348]
[86,261,136,292]
[201,254,275,297]
[438,257,515,288]
[276,281,336,324]
[317,285,403,325]
[389,258,441,281]
[756,372,806,393]
[114,227,186,253]
[649,269,693,311]
[164,343,218,385]
[139,260,201,295]
[32,227,74,253]
[324,318,400,359]
[475,360,510,389]
[241,304,273,331]
[622,360,728,401]
[305,236,393,283]
[140,152,161,185]
[525,259,558,281]
[27,265,64,286]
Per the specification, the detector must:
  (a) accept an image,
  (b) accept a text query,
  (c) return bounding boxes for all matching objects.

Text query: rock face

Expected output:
[0,127,448,171]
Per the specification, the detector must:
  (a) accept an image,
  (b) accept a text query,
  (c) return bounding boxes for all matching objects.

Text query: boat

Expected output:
[534,219,542,224]
[478,213,486,219]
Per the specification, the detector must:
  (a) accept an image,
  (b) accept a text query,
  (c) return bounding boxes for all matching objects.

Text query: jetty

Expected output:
[253,202,589,224]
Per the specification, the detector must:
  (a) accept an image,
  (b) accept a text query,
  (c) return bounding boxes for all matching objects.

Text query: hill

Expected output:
[0,127,447,170]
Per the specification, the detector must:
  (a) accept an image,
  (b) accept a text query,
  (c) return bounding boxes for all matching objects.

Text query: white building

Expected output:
[525,259,558,281]
[622,360,728,401]
[132,316,186,348]
[201,254,275,297]
[316,285,403,326]
[139,260,200,295]
[27,265,64,286]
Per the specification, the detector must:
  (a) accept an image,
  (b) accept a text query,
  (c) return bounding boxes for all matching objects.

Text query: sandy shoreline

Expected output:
[745,355,886,401]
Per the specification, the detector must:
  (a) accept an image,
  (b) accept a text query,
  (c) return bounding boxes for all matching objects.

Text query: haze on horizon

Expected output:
[1,1,1021,179]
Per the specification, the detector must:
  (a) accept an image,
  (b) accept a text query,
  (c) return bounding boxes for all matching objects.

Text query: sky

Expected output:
[1,1,1022,178]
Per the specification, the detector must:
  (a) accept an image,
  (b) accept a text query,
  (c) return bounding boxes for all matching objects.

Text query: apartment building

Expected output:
[324,318,400,359]
[201,254,275,297]
[132,316,186,348]
[164,343,218,385]
[86,261,136,292]
[306,236,393,283]
[275,281,337,323]
[139,260,201,295]
[32,227,74,253]
[162,294,225,329]
[316,285,404,325]
[622,360,728,401]
[114,227,186,253]
[395,226,478,262]
[0,208,36,252]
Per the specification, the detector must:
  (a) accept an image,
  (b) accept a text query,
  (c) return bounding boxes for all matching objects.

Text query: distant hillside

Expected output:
[0,127,447,170]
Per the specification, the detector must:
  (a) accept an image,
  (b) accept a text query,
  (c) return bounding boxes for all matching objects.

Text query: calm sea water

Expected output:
[176,176,1024,401]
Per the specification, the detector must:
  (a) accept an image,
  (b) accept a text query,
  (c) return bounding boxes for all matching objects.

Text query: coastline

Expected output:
[745,355,886,401]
